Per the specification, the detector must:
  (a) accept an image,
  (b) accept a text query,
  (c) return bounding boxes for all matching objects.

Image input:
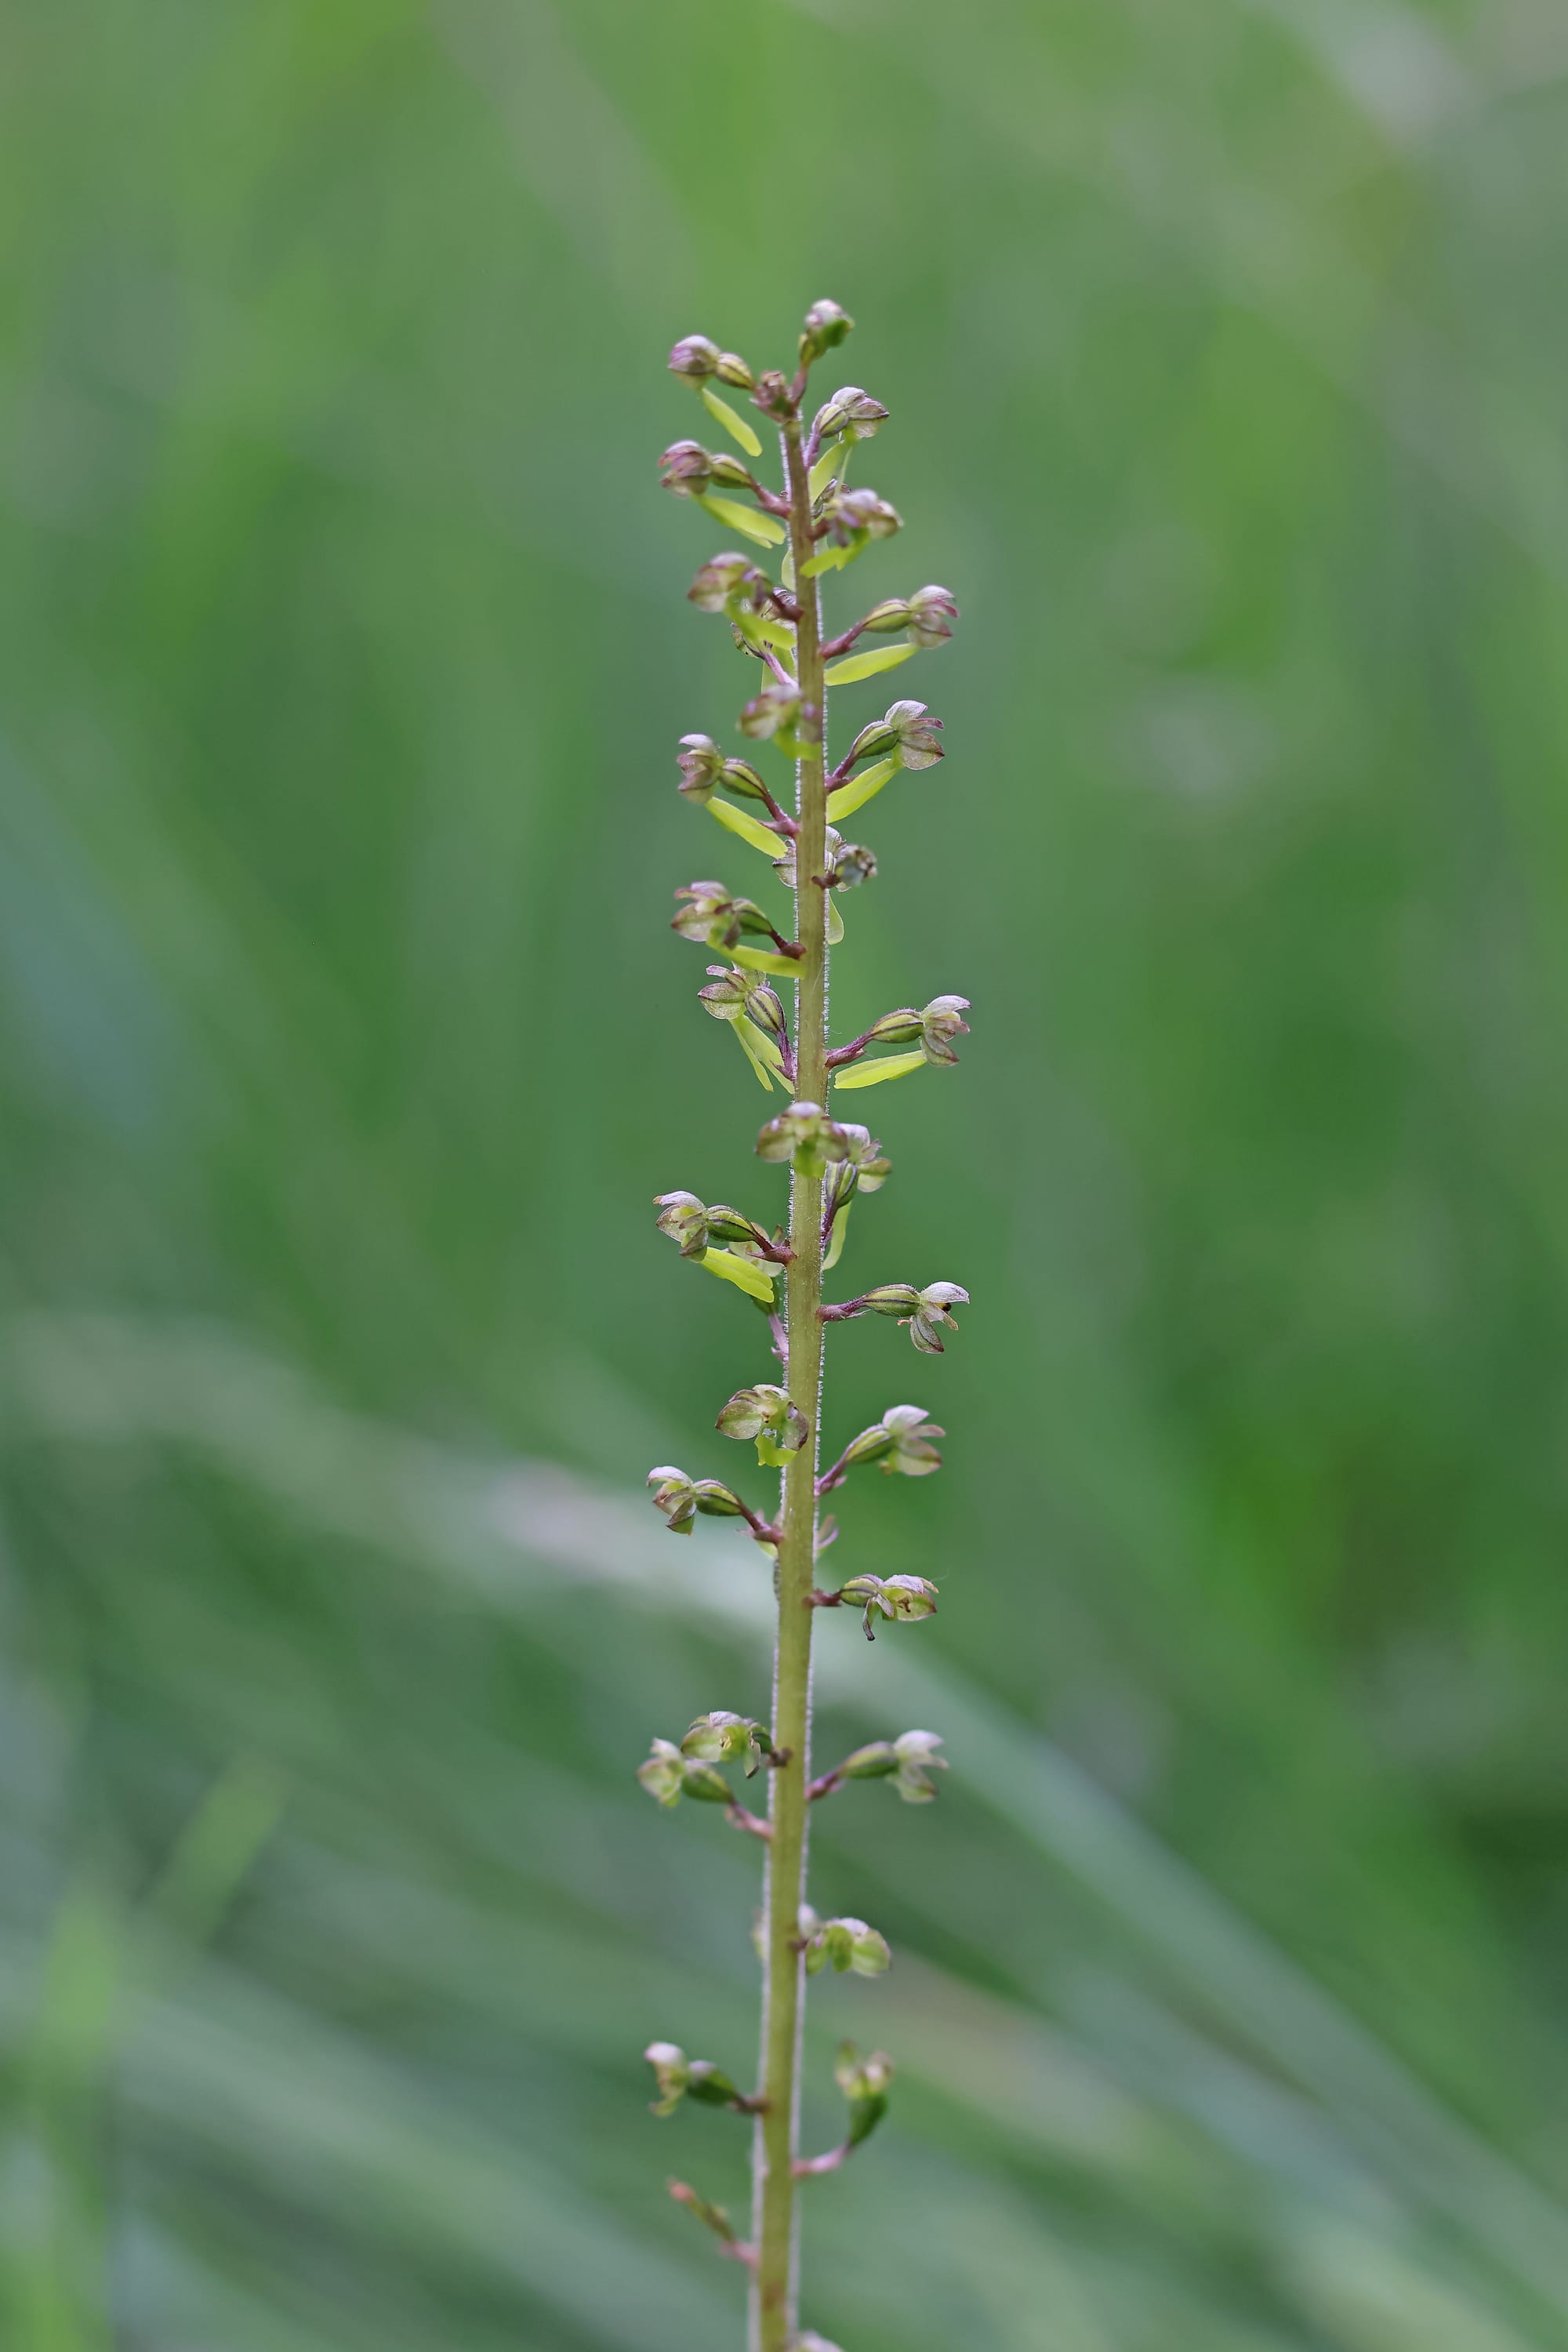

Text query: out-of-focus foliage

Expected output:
[4,1,1568,2346]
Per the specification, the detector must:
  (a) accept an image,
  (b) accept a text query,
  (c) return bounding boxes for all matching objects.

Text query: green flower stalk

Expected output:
[641,299,970,2352]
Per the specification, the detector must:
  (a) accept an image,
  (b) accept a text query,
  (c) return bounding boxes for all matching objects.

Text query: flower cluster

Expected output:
[641,297,974,2348]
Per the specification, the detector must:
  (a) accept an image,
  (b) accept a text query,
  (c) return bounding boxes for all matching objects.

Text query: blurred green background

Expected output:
[5,1,1568,2346]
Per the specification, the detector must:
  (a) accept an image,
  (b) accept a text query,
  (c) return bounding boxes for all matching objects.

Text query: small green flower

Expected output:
[687,554,767,616]
[717,1383,809,1462]
[643,2039,749,2115]
[837,1729,949,1804]
[804,1916,892,1977]
[845,698,945,771]
[827,1124,891,1200]
[671,880,793,955]
[831,841,877,889]
[909,1282,969,1352]
[858,995,970,1066]
[906,583,960,647]
[643,2038,691,2113]
[645,1465,750,1535]
[833,2042,894,2146]
[840,1403,945,1477]
[681,1711,781,1777]
[836,1573,940,1639]
[738,680,802,742]
[820,485,902,545]
[890,1728,947,1802]
[675,733,775,808]
[757,1101,852,1178]
[855,586,956,648]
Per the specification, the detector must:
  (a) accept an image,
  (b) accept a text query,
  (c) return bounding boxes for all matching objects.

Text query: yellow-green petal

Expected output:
[823,642,916,686]
[692,493,785,547]
[707,797,785,857]
[825,894,844,946]
[826,757,898,824]
[701,1247,777,1302]
[701,383,762,457]
[823,1203,851,1273]
[832,1050,928,1091]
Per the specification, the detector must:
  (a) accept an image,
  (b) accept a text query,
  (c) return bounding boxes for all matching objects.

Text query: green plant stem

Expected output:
[752,414,828,2352]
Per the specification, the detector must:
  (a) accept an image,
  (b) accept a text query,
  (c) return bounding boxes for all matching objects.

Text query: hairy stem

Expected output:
[751,412,827,2352]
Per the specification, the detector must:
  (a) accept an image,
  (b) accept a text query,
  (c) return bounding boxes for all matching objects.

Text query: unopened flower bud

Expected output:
[800,298,854,365]
[717,1383,809,1457]
[659,438,713,496]
[757,1101,851,1177]
[752,368,795,421]
[834,2041,894,2147]
[812,384,888,444]
[906,583,960,648]
[714,350,754,389]
[688,552,765,615]
[842,1403,944,1477]
[668,2180,737,2242]
[668,334,721,381]
[831,841,877,889]
[847,699,945,771]
[706,449,755,491]
[804,1916,892,1977]
[738,680,801,742]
